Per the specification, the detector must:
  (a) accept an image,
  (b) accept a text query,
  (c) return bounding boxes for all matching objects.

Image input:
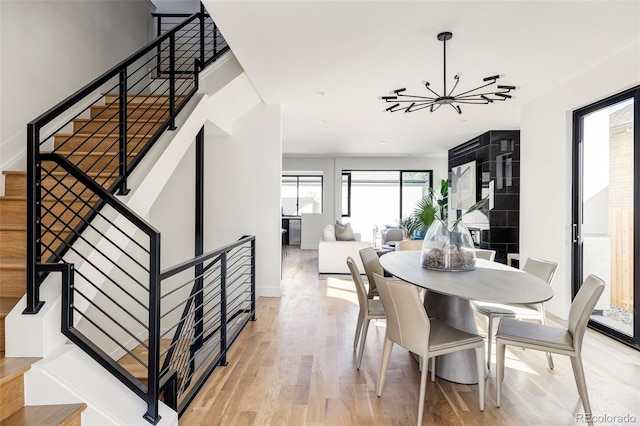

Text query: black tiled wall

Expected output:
[448,130,520,264]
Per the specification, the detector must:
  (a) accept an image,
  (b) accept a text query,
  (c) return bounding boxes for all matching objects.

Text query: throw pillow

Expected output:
[321,225,336,241]
[335,221,356,241]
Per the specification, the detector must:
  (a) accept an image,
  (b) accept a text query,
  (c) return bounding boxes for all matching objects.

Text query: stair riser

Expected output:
[53,134,151,152]
[0,229,72,258]
[91,105,170,120]
[0,267,25,298]
[0,199,93,228]
[5,174,116,197]
[74,118,164,135]
[0,369,24,420]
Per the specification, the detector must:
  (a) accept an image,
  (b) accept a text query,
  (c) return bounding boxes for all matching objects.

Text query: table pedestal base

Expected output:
[424,291,487,384]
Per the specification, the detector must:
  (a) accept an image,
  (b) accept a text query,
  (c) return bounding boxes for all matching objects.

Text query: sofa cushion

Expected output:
[321,224,336,241]
[335,221,356,241]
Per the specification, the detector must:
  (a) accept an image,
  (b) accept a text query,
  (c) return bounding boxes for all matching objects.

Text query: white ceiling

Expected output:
[203,1,640,157]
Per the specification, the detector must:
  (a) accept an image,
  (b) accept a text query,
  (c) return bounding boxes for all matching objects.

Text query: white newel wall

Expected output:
[205,104,283,297]
[520,41,640,319]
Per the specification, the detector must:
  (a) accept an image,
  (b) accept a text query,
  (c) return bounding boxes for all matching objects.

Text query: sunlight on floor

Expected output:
[325,277,358,304]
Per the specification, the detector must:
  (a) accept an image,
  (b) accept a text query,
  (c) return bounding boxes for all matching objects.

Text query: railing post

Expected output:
[168,35,177,130]
[194,126,204,351]
[118,69,130,195]
[60,263,74,331]
[144,232,162,424]
[250,238,256,321]
[24,123,44,314]
[219,253,228,366]
[199,7,205,68]
[156,15,162,77]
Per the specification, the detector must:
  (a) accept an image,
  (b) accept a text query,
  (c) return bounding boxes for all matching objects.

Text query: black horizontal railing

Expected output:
[157,235,256,414]
[24,6,235,424]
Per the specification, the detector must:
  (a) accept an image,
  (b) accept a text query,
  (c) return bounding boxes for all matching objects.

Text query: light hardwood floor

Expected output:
[181,247,640,425]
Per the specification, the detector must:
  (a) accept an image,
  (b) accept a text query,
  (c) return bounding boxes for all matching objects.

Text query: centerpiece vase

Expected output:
[420,221,476,271]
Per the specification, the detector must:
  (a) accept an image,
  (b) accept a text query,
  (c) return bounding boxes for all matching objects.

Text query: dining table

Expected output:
[379,250,554,384]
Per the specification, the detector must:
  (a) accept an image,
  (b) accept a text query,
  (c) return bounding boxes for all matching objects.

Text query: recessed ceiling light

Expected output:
[316,91,326,96]
[321,120,327,124]
[380,140,387,145]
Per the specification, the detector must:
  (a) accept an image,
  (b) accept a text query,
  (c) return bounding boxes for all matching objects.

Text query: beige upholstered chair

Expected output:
[347,257,385,369]
[474,248,496,261]
[472,257,558,369]
[381,228,404,245]
[374,274,485,426]
[359,246,382,299]
[496,275,604,422]
[395,239,423,251]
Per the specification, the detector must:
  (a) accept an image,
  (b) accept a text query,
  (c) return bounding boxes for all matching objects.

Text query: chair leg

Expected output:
[357,318,371,369]
[486,314,494,369]
[496,340,506,407]
[430,357,436,382]
[474,346,485,411]
[417,360,429,426]
[570,356,593,420]
[376,338,394,396]
[541,313,554,370]
[354,311,364,351]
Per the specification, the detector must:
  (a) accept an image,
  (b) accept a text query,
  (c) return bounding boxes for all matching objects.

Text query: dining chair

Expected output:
[496,274,604,422]
[359,246,382,299]
[374,273,484,426]
[474,248,496,261]
[472,257,558,369]
[395,239,423,251]
[347,257,385,369]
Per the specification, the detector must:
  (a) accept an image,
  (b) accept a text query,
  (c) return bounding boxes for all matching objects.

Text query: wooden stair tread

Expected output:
[0,224,26,231]
[117,339,173,379]
[74,117,165,123]
[0,258,25,269]
[0,403,86,426]
[2,170,115,178]
[0,298,20,317]
[0,357,40,385]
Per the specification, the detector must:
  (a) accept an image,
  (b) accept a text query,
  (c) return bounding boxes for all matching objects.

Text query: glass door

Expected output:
[572,86,639,349]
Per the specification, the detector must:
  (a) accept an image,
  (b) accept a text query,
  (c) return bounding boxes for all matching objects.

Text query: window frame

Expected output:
[281,174,324,217]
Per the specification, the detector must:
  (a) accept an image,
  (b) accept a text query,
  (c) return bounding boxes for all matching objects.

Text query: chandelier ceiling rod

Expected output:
[381,31,517,115]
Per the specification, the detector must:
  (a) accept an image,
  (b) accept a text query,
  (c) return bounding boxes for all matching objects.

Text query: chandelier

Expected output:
[382,31,516,114]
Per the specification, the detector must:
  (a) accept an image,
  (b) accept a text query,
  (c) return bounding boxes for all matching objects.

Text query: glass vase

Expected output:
[420,221,476,271]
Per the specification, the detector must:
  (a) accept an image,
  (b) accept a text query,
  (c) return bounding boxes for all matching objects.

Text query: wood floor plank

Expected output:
[179,247,640,425]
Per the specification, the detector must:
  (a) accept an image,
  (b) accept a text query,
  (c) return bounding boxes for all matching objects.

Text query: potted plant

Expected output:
[396,216,420,240]
[415,179,487,271]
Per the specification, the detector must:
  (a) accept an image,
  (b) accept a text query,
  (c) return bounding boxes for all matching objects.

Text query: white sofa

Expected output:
[318,225,371,274]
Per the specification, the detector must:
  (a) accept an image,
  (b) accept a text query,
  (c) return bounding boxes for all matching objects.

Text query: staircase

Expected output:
[0,356,86,425]
[0,95,169,425]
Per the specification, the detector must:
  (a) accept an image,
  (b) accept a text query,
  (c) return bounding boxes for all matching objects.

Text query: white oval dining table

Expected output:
[379,250,554,384]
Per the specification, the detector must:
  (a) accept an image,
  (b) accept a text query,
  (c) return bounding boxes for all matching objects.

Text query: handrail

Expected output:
[29,13,200,129]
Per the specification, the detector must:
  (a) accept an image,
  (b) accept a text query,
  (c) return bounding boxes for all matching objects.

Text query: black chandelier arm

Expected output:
[450,79,498,98]
[446,76,460,97]
[410,102,438,112]
[423,83,442,98]
[454,99,494,104]
[454,88,514,100]
[384,96,437,102]
[450,104,462,114]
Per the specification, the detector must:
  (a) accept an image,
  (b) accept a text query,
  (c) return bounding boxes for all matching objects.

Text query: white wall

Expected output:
[205,104,282,297]
[151,0,200,14]
[0,0,154,172]
[283,155,448,249]
[520,41,640,319]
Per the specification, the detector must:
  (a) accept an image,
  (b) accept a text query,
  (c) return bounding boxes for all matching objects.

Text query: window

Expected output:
[342,170,432,242]
[281,175,323,216]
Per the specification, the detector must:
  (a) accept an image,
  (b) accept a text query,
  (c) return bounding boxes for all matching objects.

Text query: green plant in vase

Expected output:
[415,179,488,270]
